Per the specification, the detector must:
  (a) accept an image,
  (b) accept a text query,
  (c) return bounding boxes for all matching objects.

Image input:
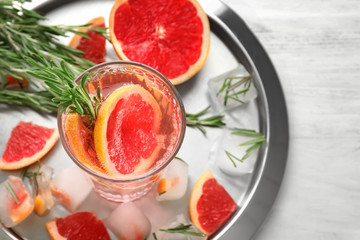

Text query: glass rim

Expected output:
[57,60,186,183]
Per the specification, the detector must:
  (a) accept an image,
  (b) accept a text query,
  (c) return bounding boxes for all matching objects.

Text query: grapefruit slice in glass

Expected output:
[46,212,110,240]
[94,85,162,178]
[65,113,106,174]
[69,16,106,64]
[109,0,210,85]
[189,170,237,235]
[0,122,58,170]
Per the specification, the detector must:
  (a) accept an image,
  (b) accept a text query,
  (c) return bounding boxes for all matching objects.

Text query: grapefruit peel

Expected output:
[94,85,162,178]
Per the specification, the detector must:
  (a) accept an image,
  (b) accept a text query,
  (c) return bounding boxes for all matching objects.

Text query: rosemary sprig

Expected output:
[6,183,19,204]
[160,223,206,237]
[225,128,265,167]
[217,75,252,106]
[0,0,108,119]
[0,89,57,112]
[186,106,225,135]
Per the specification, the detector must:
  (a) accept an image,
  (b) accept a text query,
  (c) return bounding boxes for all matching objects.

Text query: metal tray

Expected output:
[0,0,288,239]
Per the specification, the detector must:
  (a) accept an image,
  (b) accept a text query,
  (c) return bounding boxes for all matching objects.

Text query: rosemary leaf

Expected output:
[6,183,19,204]
[186,106,225,135]
[160,223,206,237]
[0,1,108,119]
[225,128,265,166]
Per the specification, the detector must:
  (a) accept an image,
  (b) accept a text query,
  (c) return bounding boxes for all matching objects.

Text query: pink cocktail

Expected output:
[58,61,185,202]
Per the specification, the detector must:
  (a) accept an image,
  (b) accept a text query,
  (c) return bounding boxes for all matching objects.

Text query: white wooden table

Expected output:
[223,0,360,239]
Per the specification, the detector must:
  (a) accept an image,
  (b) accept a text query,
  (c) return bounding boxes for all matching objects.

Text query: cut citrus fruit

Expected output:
[94,85,162,178]
[189,170,237,235]
[46,212,111,240]
[4,74,28,87]
[157,177,179,195]
[0,176,34,227]
[65,113,105,173]
[69,16,106,64]
[109,0,210,85]
[0,122,58,170]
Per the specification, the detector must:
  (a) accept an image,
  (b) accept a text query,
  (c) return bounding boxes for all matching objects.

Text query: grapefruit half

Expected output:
[189,170,237,235]
[94,85,162,178]
[0,122,58,170]
[46,212,110,240]
[109,0,210,85]
[69,16,106,64]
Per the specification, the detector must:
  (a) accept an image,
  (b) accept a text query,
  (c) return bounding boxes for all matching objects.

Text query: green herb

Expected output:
[225,150,244,167]
[0,89,57,112]
[160,223,206,237]
[225,128,265,167]
[186,106,225,135]
[152,232,158,240]
[0,0,108,119]
[6,183,19,204]
[217,75,252,106]
[21,161,42,195]
[174,156,188,165]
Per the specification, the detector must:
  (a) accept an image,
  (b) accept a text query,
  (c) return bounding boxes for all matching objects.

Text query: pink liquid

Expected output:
[65,71,181,179]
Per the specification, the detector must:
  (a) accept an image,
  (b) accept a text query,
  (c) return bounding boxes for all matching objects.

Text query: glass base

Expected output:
[93,182,156,202]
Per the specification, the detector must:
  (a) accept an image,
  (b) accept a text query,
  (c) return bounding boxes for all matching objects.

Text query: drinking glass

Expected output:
[58,61,186,202]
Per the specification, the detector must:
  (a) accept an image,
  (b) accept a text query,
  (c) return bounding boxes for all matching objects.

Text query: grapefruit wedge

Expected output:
[0,122,58,170]
[189,170,237,235]
[109,0,210,85]
[46,212,110,240]
[69,16,106,64]
[65,113,105,173]
[94,85,162,178]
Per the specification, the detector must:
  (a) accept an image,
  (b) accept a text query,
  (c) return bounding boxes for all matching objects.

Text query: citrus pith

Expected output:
[189,170,237,235]
[94,85,162,178]
[109,0,210,85]
[0,122,58,170]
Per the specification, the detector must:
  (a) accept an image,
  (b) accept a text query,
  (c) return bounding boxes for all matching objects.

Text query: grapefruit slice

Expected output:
[69,16,106,64]
[46,212,110,240]
[109,0,210,85]
[94,85,162,178]
[0,122,58,170]
[189,170,237,235]
[65,113,105,173]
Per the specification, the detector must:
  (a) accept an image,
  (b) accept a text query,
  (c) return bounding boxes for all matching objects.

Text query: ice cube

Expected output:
[0,176,34,227]
[208,65,258,111]
[105,201,151,240]
[134,188,174,230]
[29,164,55,216]
[210,128,261,176]
[51,166,93,212]
[156,157,188,201]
